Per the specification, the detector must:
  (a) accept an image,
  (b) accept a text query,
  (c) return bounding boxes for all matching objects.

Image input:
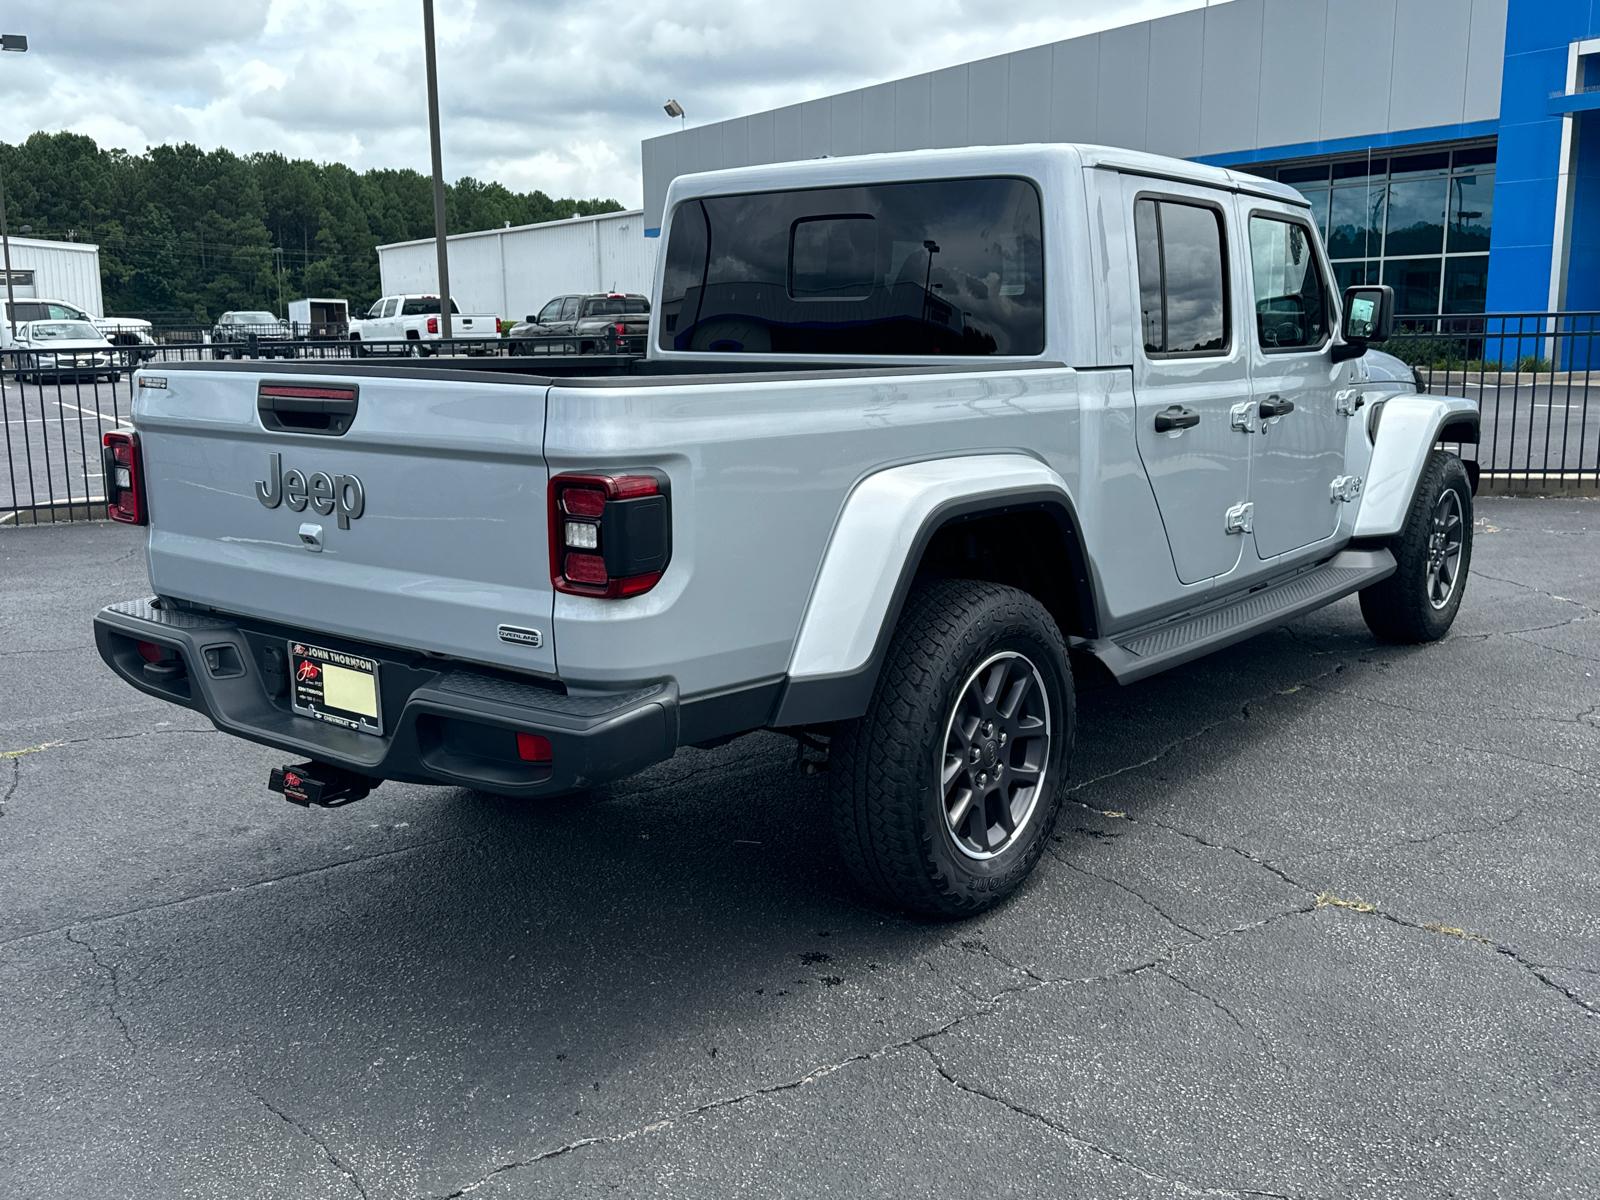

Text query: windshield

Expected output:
[230,312,280,324]
[29,321,103,341]
[583,297,650,316]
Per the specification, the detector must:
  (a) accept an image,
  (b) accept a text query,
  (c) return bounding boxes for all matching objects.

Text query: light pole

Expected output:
[422,0,452,340]
[1,33,28,340]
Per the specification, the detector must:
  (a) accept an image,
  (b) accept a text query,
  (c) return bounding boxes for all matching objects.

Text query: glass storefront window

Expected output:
[1448,173,1494,253]
[1443,256,1490,313]
[1328,185,1385,259]
[1384,177,1448,256]
[1383,258,1442,315]
[1273,141,1495,316]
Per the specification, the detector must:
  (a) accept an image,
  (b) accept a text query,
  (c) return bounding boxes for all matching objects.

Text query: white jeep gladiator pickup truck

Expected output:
[94,144,1478,916]
[347,294,499,355]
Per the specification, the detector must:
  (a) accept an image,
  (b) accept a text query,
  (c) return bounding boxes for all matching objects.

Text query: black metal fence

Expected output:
[3,315,1596,527]
[1388,312,1598,492]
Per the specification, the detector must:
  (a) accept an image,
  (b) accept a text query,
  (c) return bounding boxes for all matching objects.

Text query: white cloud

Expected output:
[0,0,1217,208]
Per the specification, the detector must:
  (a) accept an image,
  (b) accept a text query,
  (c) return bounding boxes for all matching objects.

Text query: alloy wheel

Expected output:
[939,651,1052,859]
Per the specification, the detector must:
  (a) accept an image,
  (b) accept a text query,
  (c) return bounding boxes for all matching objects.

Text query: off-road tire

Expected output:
[829,578,1074,918]
[1359,449,1473,643]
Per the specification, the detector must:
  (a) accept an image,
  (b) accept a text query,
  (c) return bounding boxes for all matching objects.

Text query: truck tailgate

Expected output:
[134,367,556,676]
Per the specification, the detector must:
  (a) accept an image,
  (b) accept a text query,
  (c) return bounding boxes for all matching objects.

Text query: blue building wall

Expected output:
[1485,0,1600,314]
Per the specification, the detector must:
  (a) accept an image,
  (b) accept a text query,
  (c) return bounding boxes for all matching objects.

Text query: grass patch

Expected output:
[1316,892,1378,913]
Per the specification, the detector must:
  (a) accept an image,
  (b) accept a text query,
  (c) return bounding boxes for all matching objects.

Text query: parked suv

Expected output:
[508,293,649,354]
[211,311,292,359]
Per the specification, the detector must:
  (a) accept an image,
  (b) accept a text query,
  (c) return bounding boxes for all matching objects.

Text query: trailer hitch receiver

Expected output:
[269,761,380,807]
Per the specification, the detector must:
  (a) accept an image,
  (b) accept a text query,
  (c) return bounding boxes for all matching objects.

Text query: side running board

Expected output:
[1087,548,1396,685]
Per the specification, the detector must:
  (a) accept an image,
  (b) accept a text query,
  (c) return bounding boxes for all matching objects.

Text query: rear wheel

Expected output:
[1360,449,1473,643]
[829,579,1073,918]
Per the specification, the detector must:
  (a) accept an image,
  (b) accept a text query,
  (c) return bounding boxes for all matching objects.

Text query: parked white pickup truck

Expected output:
[95,144,1478,917]
[347,294,499,355]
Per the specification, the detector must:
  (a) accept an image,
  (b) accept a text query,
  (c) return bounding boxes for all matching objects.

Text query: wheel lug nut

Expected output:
[998,731,1008,745]
[969,746,981,763]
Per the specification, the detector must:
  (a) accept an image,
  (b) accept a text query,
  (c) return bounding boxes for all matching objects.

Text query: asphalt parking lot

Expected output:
[2,499,1597,1199]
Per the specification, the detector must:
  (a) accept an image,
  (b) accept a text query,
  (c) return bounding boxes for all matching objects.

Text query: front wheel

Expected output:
[829,579,1073,918]
[1360,449,1473,643]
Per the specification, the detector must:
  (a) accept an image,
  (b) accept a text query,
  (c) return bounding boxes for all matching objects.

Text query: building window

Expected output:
[1264,143,1495,317]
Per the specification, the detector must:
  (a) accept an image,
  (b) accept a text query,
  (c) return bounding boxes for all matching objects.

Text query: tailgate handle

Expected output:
[257,383,359,436]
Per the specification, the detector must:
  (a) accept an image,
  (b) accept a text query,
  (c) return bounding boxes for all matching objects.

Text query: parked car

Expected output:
[2,299,155,363]
[212,311,292,359]
[347,295,499,355]
[7,319,118,382]
[95,143,1480,918]
[508,293,650,354]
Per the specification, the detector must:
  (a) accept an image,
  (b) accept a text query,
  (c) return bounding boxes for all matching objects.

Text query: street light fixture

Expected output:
[1,32,28,339]
[664,98,685,130]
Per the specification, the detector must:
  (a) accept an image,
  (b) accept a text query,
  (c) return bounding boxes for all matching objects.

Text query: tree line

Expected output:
[0,131,623,323]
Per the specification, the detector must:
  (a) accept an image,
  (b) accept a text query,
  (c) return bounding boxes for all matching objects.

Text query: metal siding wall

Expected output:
[1007,45,1053,144]
[722,117,751,169]
[636,0,1514,229]
[1390,0,1476,131]
[832,90,865,158]
[1199,0,1264,156]
[1050,35,1100,143]
[967,55,1009,147]
[1319,0,1397,141]
[894,75,933,150]
[862,82,896,153]
[1146,8,1206,159]
[1096,23,1150,150]
[1256,0,1329,149]
[930,65,970,148]
[7,242,104,314]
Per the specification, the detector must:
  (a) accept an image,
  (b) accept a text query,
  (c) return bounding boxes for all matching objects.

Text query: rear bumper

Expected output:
[94,598,678,796]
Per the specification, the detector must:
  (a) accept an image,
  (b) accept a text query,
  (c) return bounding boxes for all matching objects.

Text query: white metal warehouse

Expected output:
[375,209,657,322]
[1,235,105,316]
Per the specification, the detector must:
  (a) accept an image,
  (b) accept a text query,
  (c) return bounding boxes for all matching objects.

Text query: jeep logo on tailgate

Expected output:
[255,453,365,529]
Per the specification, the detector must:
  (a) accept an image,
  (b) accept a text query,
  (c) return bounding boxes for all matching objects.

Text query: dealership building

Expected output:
[639,0,1600,320]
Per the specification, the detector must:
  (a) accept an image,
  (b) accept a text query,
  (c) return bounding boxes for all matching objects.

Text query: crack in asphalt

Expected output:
[63,927,135,1057]
[1,757,15,815]
[0,833,488,950]
[1316,902,1599,1019]
[1470,570,1600,613]
[1050,853,1210,942]
[250,1089,369,1200]
[918,1042,1310,1200]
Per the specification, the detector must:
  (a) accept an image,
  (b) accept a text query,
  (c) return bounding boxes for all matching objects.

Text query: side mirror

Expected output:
[525,315,537,324]
[1333,284,1394,361]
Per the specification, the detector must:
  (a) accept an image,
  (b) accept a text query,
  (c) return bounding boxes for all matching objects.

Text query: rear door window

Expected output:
[657,177,1044,355]
[1133,198,1229,356]
[559,297,580,322]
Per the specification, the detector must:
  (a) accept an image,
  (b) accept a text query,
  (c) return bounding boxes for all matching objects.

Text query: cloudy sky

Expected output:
[1,0,1216,207]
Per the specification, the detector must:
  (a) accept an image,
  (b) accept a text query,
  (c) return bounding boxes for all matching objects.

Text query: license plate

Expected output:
[288,642,382,735]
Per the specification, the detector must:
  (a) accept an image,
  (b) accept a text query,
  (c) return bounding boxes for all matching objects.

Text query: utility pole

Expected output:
[422,0,452,340]
[1,33,28,339]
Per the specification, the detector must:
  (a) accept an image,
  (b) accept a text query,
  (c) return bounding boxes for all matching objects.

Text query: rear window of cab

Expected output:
[658,177,1044,356]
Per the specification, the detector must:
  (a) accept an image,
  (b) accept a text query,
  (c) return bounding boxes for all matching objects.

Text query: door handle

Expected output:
[1154,405,1202,433]
[1258,395,1296,419]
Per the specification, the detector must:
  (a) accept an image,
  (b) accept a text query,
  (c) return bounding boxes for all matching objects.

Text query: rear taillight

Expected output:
[548,472,671,598]
[427,316,439,334]
[614,323,626,337]
[103,430,147,525]
[516,732,553,762]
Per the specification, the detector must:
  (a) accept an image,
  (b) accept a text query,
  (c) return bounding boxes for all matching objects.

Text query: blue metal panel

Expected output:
[1192,120,1501,168]
[1198,0,1263,157]
[1319,0,1397,140]
[1006,44,1053,144]
[1390,0,1475,130]
[930,65,970,149]
[1566,112,1600,312]
[1095,22,1149,150]
[1049,34,1099,143]
[861,83,895,154]
[894,74,933,151]
[1145,7,1205,159]
[831,90,864,158]
[1549,92,1600,114]
[1257,0,1328,150]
